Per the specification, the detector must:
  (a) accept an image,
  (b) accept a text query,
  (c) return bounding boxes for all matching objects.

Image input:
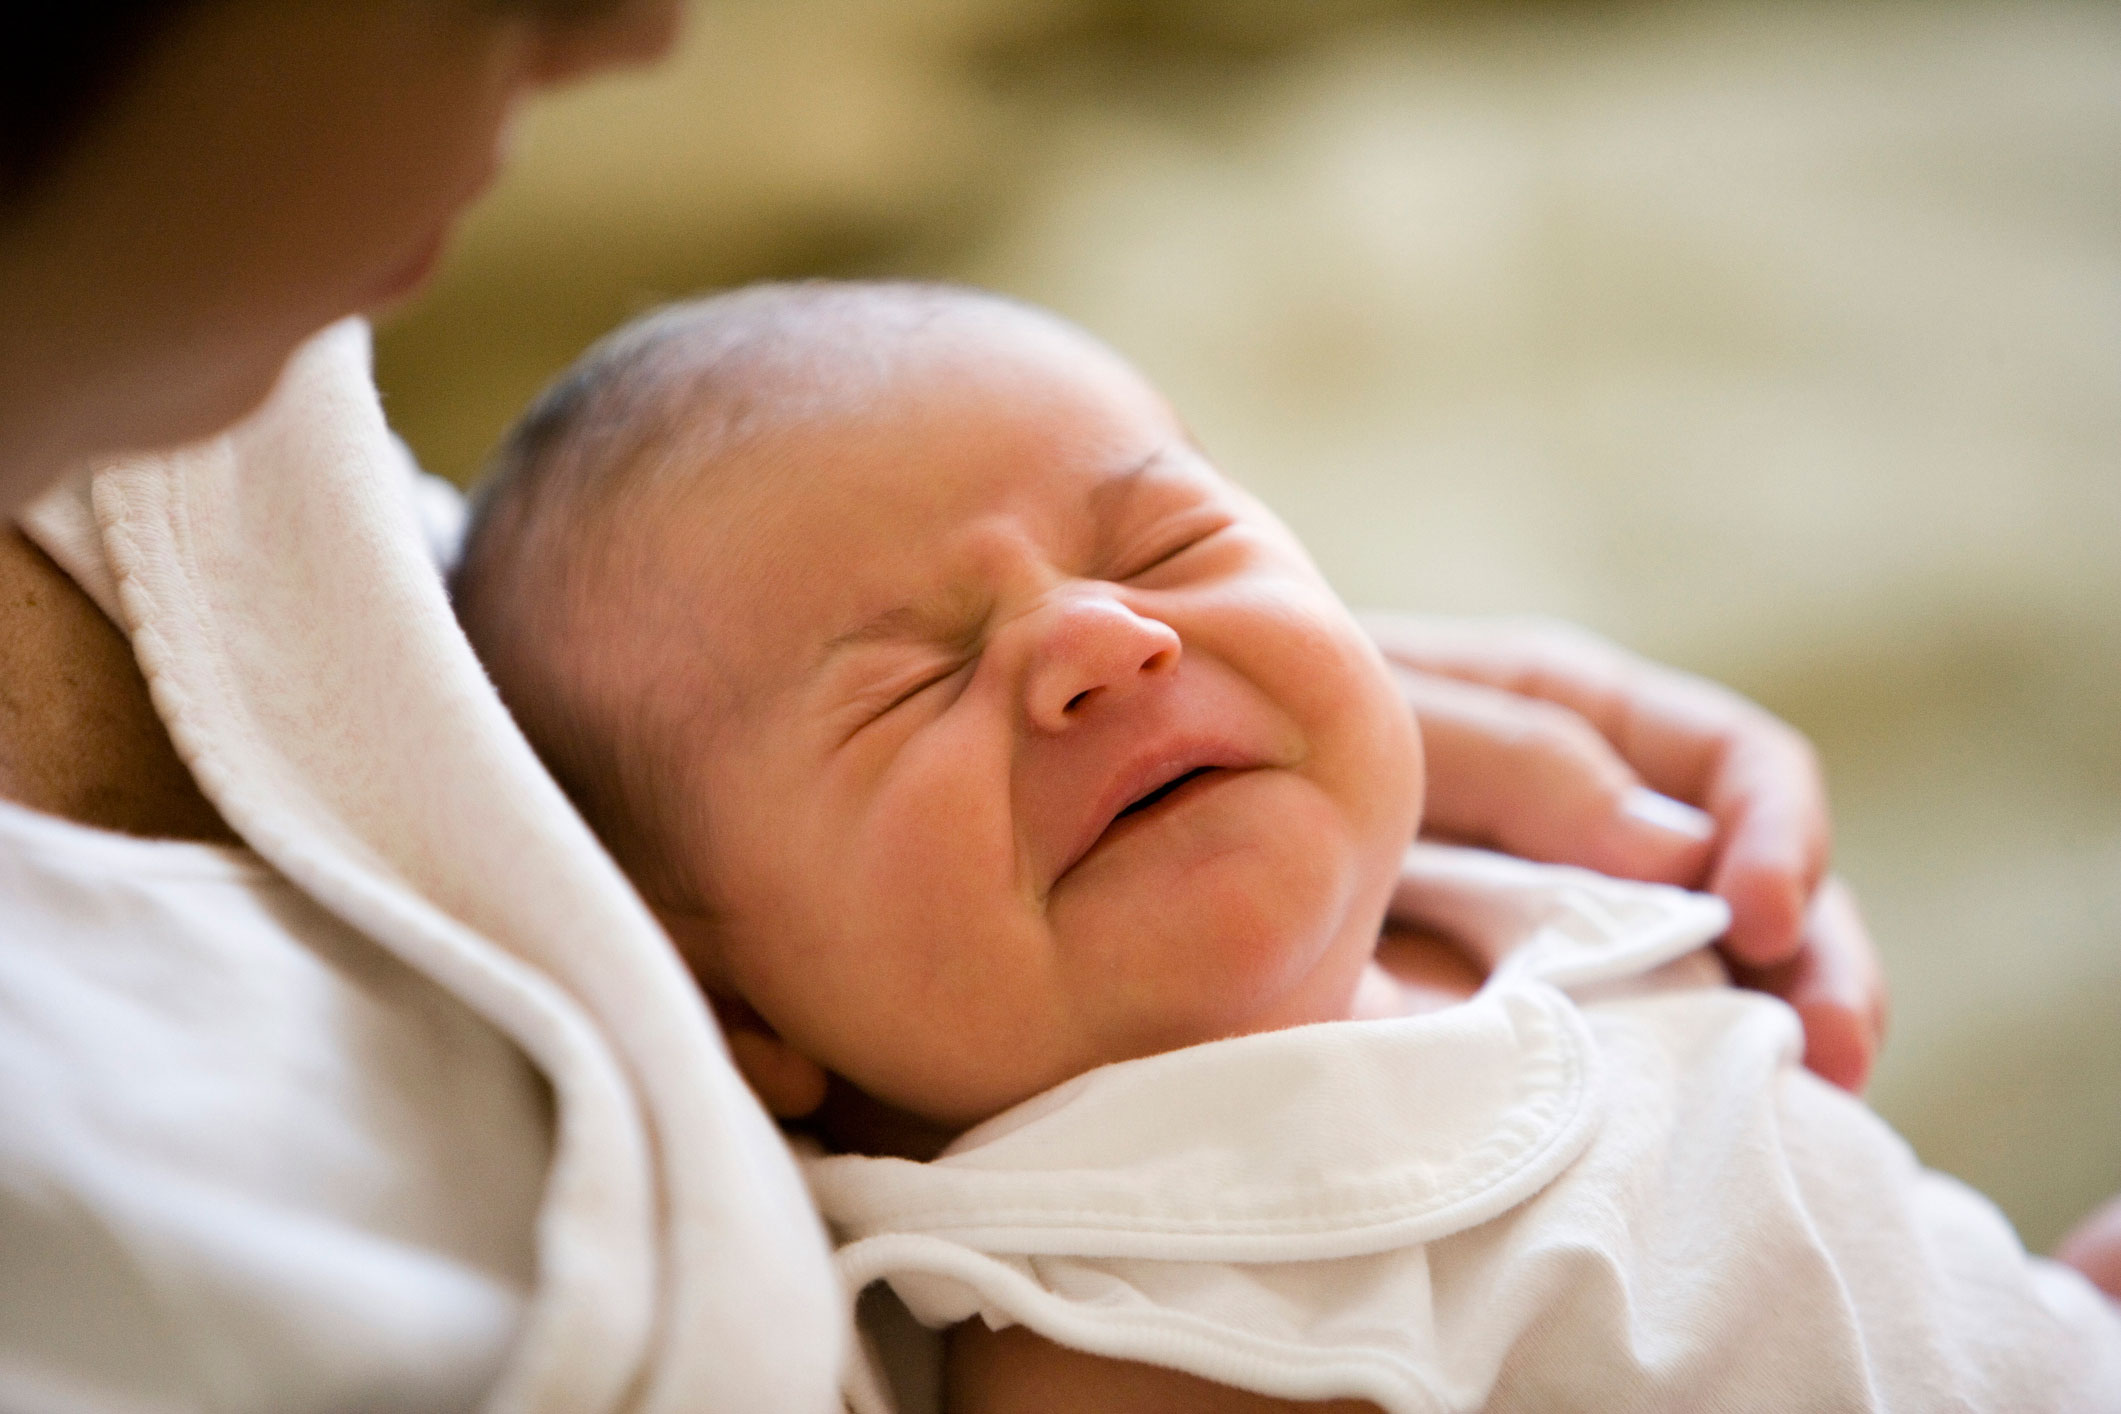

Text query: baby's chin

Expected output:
[1053,813,1397,1037]
[805,914,1393,1162]
[811,841,1403,1154]
[1179,902,1388,1039]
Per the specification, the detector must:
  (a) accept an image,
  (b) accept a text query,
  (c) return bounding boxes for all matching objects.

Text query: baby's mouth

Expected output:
[1077,765,1237,869]
[1049,734,1272,885]
[1112,766,1220,822]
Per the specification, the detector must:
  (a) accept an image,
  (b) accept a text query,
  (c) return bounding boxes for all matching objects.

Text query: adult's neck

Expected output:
[0,205,126,518]
[0,529,237,843]
[0,346,97,521]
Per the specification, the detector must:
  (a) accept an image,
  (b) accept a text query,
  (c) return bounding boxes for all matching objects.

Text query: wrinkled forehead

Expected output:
[632,297,1164,523]
[626,325,1224,701]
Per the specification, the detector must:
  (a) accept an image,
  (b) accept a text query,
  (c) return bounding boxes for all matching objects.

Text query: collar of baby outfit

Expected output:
[807,847,1729,1266]
[17,322,844,1414]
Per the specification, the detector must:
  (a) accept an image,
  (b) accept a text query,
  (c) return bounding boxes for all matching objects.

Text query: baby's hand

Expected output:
[1363,612,1887,1093]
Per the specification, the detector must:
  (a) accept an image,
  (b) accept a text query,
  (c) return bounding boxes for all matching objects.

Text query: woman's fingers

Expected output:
[1366,612,1830,968]
[1728,878,1886,1093]
[2056,1196,2121,1301]
[1367,612,1886,1091]
[1405,666,1888,1091]
[1409,667,1891,1092]
[1403,669,1717,886]
[1687,717,1833,969]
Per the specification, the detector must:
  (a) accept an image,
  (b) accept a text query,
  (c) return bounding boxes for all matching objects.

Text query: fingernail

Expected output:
[1622,786,1715,841]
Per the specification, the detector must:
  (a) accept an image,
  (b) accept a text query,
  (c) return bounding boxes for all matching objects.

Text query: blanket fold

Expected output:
[20,321,843,1414]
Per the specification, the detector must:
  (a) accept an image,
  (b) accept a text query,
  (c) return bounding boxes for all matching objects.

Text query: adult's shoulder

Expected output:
[0,811,550,1411]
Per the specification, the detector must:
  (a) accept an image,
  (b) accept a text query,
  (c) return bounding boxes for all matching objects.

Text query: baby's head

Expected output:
[455,282,1422,1141]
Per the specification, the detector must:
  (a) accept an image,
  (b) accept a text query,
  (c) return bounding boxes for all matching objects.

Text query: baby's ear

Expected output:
[706,991,830,1120]
[654,903,831,1119]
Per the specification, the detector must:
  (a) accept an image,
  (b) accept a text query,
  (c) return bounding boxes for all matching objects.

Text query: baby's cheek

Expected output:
[1263,594,1402,725]
[860,735,1022,929]
[688,743,854,962]
[1308,608,1420,772]
[1361,666,1425,832]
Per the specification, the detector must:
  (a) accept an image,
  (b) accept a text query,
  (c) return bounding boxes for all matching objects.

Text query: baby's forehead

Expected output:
[643,436,1206,676]
[648,339,1188,544]
[615,293,1216,638]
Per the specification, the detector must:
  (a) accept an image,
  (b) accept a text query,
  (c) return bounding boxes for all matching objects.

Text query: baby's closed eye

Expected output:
[836,654,977,740]
[1115,514,1233,583]
[875,659,972,717]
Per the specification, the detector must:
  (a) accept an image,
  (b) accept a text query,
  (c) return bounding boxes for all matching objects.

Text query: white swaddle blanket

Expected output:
[810,847,2121,1413]
[13,322,844,1413]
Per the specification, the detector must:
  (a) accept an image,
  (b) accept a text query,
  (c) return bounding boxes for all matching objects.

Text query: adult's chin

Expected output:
[363,225,452,314]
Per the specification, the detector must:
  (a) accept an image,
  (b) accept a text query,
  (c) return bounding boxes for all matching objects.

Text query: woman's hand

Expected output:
[2057,1196,2121,1302]
[1364,613,1887,1093]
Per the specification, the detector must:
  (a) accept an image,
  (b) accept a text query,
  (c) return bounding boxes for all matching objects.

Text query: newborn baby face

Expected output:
[652,306,1421,1131]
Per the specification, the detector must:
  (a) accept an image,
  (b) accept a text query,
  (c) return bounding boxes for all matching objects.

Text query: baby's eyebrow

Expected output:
[825,604,936,654]
[1085,442,1176,526]
[821,586,988,660]
[1085,441,1218,565]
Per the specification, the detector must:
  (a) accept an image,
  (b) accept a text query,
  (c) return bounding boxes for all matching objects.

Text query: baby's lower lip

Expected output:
[1079,766,1240,863]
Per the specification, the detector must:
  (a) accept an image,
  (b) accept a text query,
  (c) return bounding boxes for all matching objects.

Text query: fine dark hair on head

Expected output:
[452,278,1040,909]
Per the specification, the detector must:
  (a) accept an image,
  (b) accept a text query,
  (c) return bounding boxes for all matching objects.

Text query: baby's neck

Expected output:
[818,921,1489,1163]
[1348,918,1486,1021]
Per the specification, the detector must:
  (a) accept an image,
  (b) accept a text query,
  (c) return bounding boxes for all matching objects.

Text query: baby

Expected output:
[451,281,2120,1412]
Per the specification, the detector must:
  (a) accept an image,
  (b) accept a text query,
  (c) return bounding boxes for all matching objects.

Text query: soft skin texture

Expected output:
[639,302,1425,1132]
[0,530,235,842]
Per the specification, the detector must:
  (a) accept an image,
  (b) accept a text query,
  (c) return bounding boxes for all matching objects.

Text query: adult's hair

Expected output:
[0,0,646,208]
[0,2,199,204]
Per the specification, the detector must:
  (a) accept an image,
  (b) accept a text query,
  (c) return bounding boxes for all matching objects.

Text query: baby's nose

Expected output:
[1022,593,1181,732]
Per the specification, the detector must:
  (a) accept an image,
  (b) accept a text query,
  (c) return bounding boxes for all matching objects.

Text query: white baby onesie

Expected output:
[807,846,2121,1413]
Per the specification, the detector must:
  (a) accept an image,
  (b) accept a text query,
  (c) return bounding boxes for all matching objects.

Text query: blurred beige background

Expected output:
[375,0,2121,1250]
